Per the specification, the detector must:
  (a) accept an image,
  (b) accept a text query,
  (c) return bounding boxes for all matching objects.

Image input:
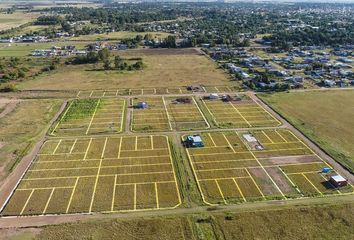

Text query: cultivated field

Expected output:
[184,129,353,204]
[76,85,239,98]
[201,95,281,128]
[260,90,354,173]
[1,135,181,216]
[51,98,126,136]
[19,48,232,90]
[131,96,209,132]
[165,96,209,130]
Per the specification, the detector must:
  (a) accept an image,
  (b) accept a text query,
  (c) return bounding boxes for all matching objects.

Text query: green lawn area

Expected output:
[259,90,354,173]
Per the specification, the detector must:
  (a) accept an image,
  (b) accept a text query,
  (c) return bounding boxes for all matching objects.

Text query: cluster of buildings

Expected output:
[31,46,86,57]
[206,45,354,90]
[0,35,49,43]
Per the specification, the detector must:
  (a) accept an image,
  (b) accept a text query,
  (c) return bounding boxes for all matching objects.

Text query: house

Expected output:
[329,175,348,187]
[185,135,204,148]
[136,102,148,109]
[323,80,336,87]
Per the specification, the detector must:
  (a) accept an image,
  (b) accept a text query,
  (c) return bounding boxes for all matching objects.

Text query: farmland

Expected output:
[19,48,232,90]
[50,98,126,136]
[184,129,353,204]
[260,90,354,173]
[1,135,181,216]
[201,95,281,128]
[131,96,209,132]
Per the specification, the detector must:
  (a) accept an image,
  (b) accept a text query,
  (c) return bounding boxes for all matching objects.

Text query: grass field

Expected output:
[259,90,354,173]
[50,98,126,136]
[201,95,281,128]
[69,31,172,41]
[19,48,232,90]
[184,129,353,204]
[0,12,40,31]
[3,203,354,239]
[0,99,62,184]
[1,135,181,216]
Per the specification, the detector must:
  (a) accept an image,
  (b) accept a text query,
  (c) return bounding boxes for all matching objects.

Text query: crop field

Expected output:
[51,98,126,136]
[131,97,171,132]
[1,135,181,216]
[184,129,353,205]
[76,85,239,98]
[131,96,210,132]
[201,95,281,128]
[165,97,209,130]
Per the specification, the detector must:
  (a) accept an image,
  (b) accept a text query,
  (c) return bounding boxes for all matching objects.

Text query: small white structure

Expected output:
[209,93,219,100]
[243,134,257,142]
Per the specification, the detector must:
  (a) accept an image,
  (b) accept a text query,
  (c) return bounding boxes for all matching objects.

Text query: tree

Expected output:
[98,48,110,62]
[114,56,123,69]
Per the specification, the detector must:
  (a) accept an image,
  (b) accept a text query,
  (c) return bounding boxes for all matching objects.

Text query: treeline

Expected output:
[69,49,144,71]
[264,28,354,50]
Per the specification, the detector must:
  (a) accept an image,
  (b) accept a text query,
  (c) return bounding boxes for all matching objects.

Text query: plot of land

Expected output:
[19,48,231,90]
[1,135,181,216]
[76,85,239,98]
[260,90,354,173]
[201,95,281,128]
[131,97,171,132]
[165,97,209,130]
[184,129,353,205]
[51,98,125,136]
[131,96,209,132]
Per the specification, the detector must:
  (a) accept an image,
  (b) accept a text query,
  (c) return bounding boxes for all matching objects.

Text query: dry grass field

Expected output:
[184,129,353,204]
[1,135,181,216]
[0,12,40,31]
[19,48,231,90]
[69,31,172,41]
[0,99,62,184]
[260,90,354,173]
[201,95,281,128]
[50,98,126,136]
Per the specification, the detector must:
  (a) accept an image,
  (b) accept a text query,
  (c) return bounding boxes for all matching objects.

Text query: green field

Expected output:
[0,12,40,31]
[259,90,354,173]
